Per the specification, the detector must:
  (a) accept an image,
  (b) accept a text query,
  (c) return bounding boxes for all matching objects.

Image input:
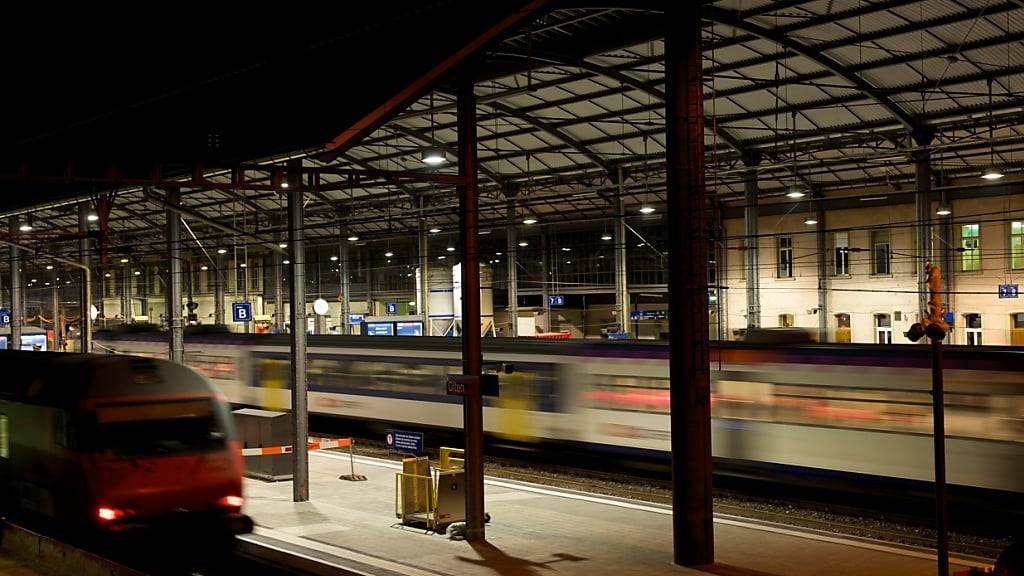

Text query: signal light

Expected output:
[218,495,244,509]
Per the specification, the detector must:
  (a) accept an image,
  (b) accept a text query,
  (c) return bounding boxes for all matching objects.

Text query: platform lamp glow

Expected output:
[313,298,329,316]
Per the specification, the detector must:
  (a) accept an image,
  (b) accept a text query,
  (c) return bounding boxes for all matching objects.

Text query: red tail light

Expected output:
[217,495,244,509]
[97,507,125,522]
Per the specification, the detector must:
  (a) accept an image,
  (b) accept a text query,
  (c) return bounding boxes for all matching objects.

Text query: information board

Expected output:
[548,294,565,306]
[385,429,423,453]
[366,322,394,336]
[396,321,423,336]
[999,284,1019,299]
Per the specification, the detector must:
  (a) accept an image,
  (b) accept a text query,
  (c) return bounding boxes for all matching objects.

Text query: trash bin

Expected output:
[233,408,293,481]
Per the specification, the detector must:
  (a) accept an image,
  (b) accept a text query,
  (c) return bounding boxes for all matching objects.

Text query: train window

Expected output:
[0,415,7,458]
[93,399,224,456]
[585,376,670,414]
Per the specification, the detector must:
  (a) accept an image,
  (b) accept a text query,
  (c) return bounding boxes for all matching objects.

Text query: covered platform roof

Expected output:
[2,0,1022,262]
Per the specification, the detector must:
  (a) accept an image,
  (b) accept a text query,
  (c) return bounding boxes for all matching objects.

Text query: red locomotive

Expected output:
[0,351,252,536]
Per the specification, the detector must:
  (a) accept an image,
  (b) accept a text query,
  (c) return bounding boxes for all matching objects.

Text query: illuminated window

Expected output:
[0,415,7,458]
[779,314,794,328]
[1011,222,1023,270]
[871,230,890,275]
[965,313,982,346]
[961,224,980,272]
[833,232,849,276]
[874,313,892,344]
[777,236,793,278]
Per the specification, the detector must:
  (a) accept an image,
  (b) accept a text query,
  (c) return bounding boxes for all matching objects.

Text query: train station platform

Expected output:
[238,451,986,576]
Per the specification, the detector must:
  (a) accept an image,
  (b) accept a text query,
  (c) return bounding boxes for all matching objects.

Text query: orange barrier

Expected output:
[240,437,351,457]
[534,331,572,340]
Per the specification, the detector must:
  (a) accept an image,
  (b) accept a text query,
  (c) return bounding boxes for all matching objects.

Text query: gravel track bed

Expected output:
[334,438,1009,560]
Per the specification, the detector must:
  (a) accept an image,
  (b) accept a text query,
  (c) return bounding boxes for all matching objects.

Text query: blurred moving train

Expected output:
[92,331,1024,494]
[0,351,252,535]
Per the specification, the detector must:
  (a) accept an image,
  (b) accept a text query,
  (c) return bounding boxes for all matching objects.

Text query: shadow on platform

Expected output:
[457,540,587,575]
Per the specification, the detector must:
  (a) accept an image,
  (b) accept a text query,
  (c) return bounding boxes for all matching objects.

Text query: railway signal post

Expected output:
[904,262,949,576]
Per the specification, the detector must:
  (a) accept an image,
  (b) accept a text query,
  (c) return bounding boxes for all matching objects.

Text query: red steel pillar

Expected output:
[665,2,714,567]
[457,74,485,541]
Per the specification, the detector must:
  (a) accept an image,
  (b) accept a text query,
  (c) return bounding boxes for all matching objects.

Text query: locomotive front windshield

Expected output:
[94,398,227,456]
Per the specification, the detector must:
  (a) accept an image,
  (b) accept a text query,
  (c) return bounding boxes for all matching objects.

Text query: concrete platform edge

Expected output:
[0,522,145,576]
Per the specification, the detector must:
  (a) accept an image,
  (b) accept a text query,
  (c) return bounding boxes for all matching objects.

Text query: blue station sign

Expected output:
[232,302,252,322]
[999,284,1019,299]
[385,429,423,454]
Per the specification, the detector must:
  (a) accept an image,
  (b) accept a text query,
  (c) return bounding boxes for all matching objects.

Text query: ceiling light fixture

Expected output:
[601,233,613,241]
[421,147,447,166]
[18,215,33,232]
[936,204,952,216]
[280,181,289,189]
[330,255,339,261]
[87,213,99,222]
[217,248,227,254]
[384,251,394,258]
[804,216,818,225]
[522,215,538,225]
[347,235,359,242]
[639,206,656,214]
[239,263,247,268]
[120,258,129,263]
[283,259,291,264]
[785,186,807,199]
[518,241,529,247]
[133,270,141,276]
[279,243,288,248]
[982,166,1004,180]
[437,255,447,260]
[446,246,456,253]
[429,227,441,234]
[201,265,209,271]
[45,265,53,270]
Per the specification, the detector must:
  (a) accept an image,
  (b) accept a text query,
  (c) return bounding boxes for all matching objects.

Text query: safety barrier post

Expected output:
[338,437,366,482]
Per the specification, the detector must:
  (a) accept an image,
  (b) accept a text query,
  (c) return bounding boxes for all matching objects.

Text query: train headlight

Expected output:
[97,507,126,522]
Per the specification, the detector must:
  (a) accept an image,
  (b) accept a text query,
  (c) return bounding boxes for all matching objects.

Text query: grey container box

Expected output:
[233,408,293,481]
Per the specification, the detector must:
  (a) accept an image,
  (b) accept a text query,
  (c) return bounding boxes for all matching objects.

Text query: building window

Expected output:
[961,224,980,272]
[1014,312,1024,329]
[833,231,849,276]
[777,236,793,278]
[965,313,982,346]
[871,230,890,275]
[834,313,851,344]
[874,313,892,344]
[1011,221,1024,270]
[779,314,794,328]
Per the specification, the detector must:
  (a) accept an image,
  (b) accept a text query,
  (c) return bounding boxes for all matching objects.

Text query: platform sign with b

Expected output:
[232,302,252,323]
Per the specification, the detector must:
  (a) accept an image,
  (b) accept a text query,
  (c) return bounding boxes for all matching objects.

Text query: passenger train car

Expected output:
[93,331,1024,494]
[0,351,252,535]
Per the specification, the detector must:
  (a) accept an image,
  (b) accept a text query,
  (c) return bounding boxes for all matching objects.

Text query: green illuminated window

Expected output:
[0,415,8,459]
[961,224,980,272]
[1011,221,1023,270]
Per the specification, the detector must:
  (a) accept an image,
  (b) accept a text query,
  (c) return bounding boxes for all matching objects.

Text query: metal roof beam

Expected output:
[705,5,918,132]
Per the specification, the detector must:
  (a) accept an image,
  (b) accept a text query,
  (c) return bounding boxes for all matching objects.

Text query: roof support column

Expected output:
[287,165,309,502]
[666,1,714,566]
[815,199,828,342]
[166,188,184,364]
[615,168,629,337]
[122,261,132,324]
[215,250,226,325]
[541,233,550,332]
[913,144,934,322]
[51,272,59,350]
[272,217,283,330]
[313,248,324,335]
[12,219,23,349]
[417,217,429,334]
[743,164,761,329]
[79,204,92,352]
[340,228,352,335]
[457,74,485,543]
[506,200,518,337]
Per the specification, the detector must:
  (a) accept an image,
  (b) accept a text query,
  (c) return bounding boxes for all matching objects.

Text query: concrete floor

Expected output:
[240,451,983,576]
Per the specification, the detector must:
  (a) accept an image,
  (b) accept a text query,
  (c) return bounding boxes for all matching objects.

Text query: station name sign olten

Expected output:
[446,374,499,397]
